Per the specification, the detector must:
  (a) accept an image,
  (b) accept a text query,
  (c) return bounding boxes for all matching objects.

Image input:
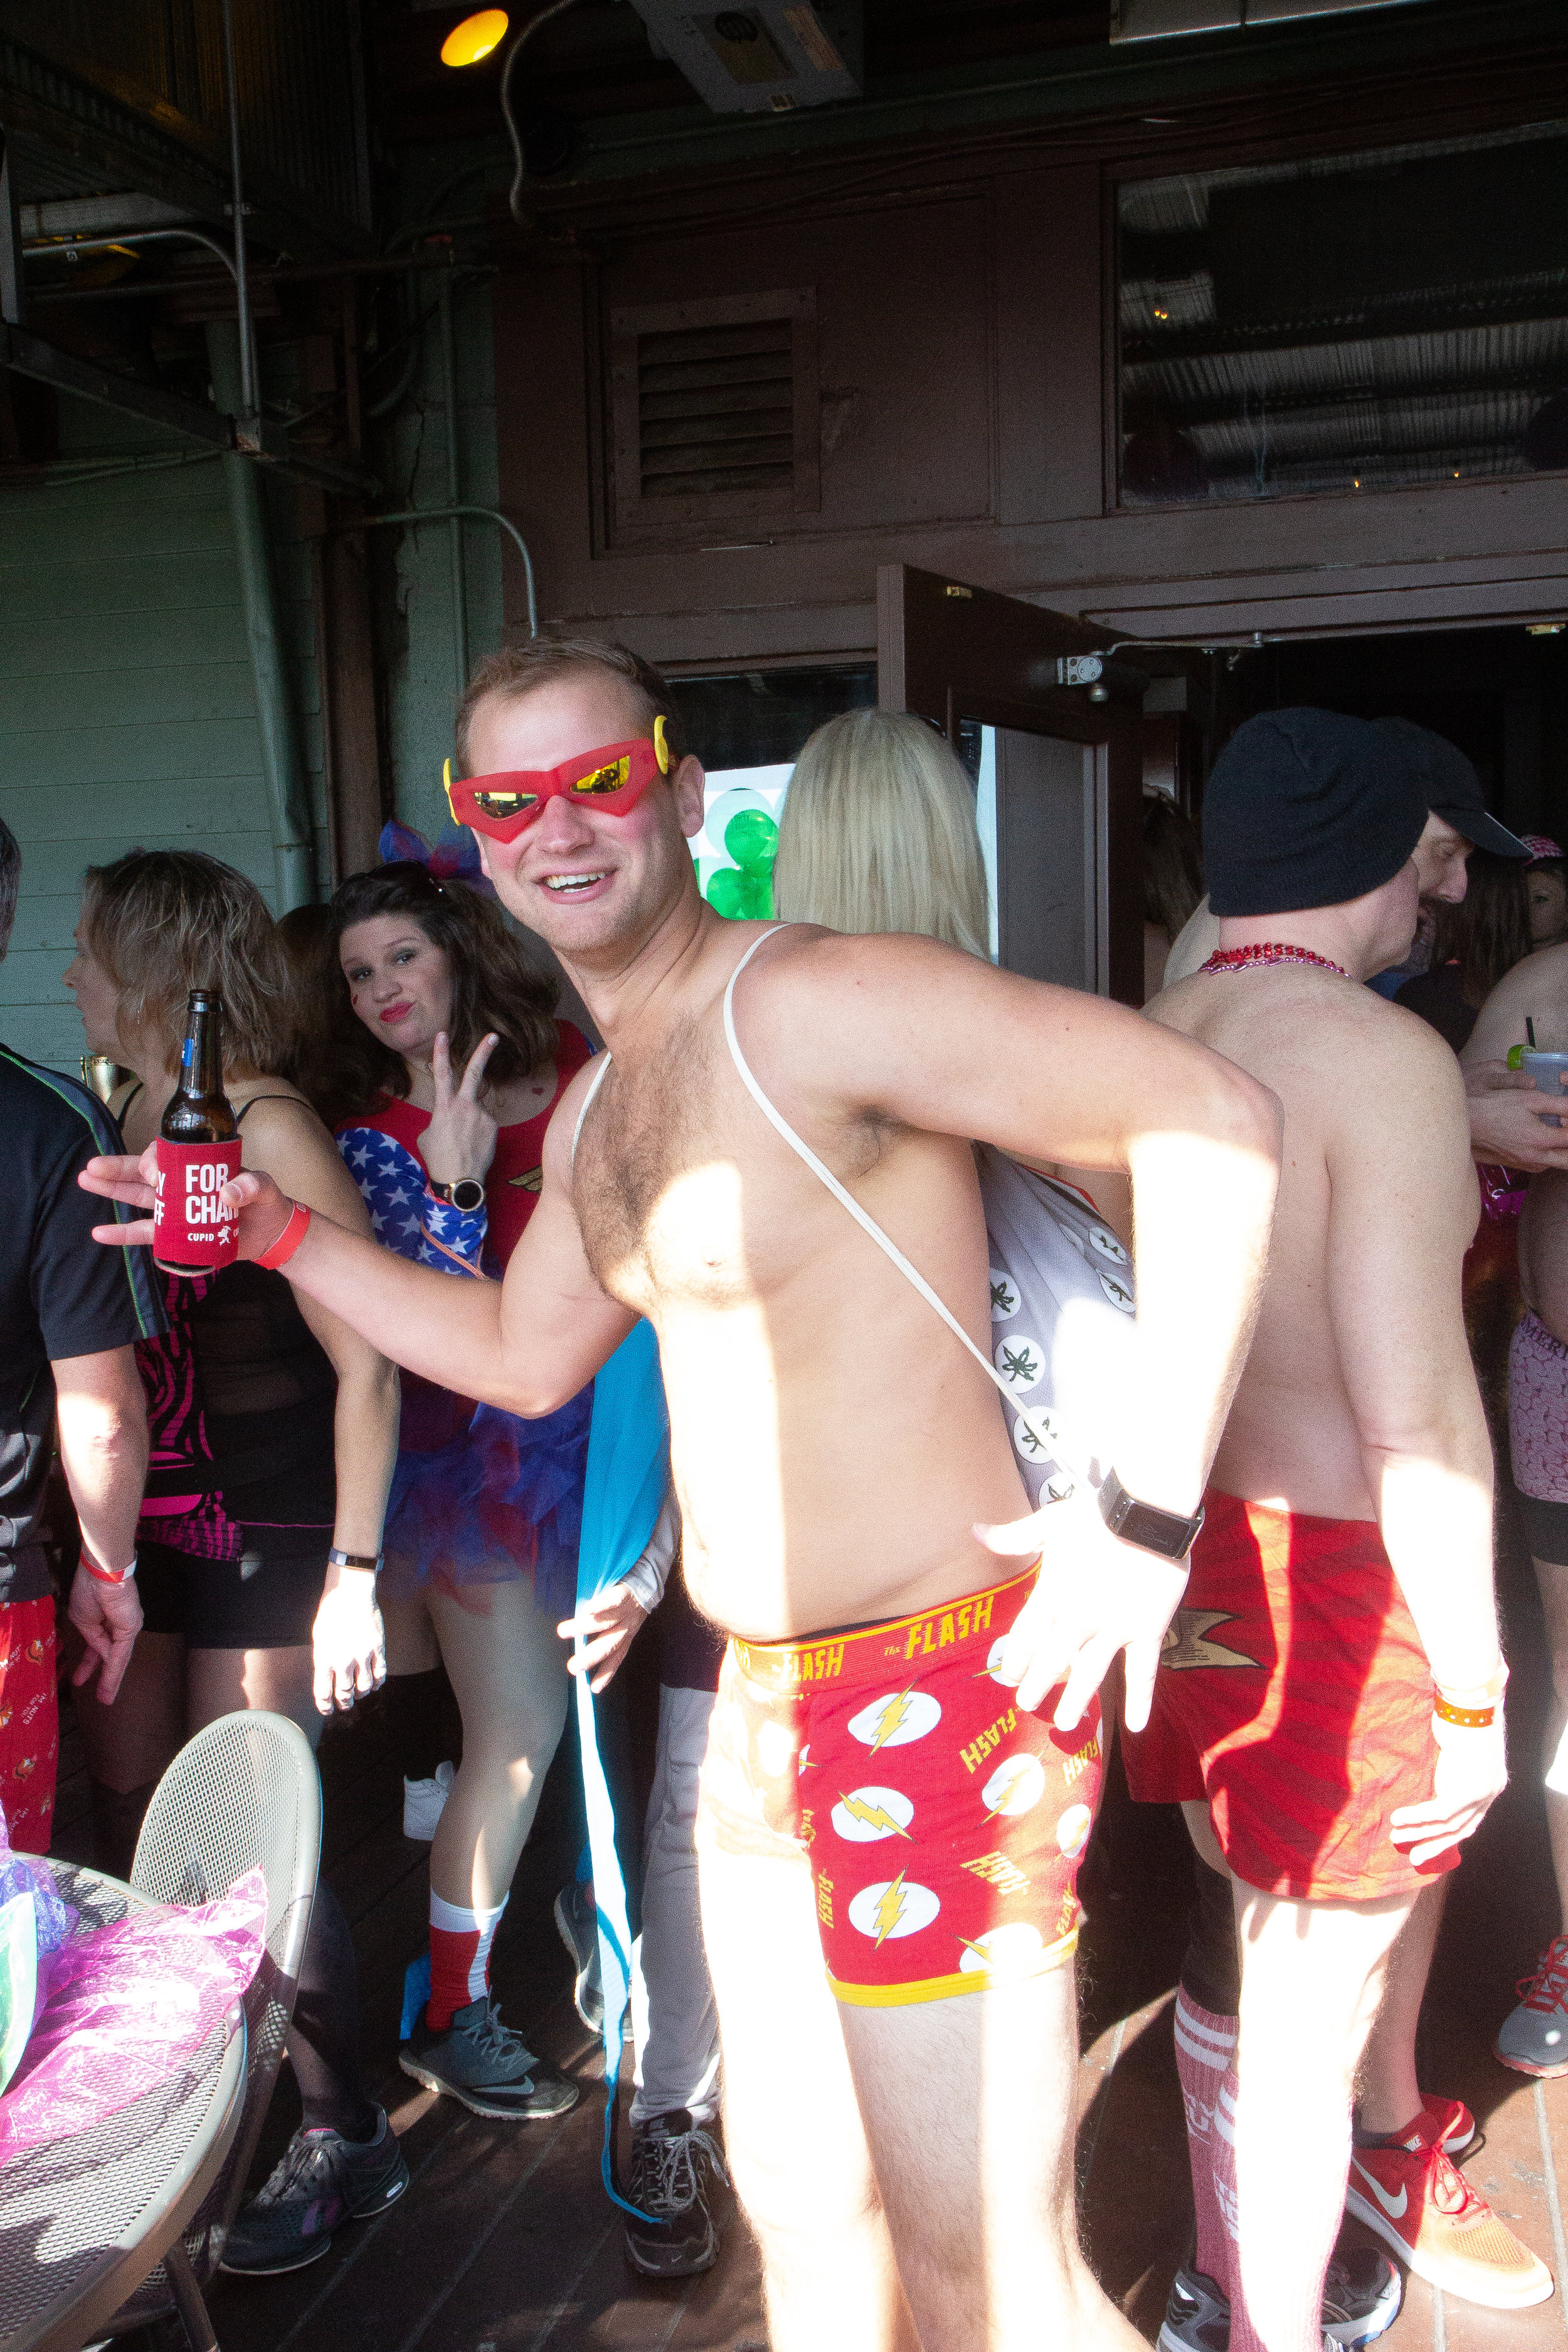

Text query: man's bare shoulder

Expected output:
[1148,968,1461,1101]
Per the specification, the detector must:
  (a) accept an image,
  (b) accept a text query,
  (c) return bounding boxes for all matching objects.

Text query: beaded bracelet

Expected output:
[255,1200,312,1271]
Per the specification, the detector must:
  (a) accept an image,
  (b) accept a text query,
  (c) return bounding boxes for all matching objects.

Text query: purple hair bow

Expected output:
[378,818,497,898]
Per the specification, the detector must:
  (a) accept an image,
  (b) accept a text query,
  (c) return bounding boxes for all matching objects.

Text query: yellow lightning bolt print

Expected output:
[869,1689,917,1752]
[873,1872,910,1946]
[837,1791,912,1840]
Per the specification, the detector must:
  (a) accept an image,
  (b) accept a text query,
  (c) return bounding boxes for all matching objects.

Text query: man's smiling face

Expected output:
[464,672,706,962]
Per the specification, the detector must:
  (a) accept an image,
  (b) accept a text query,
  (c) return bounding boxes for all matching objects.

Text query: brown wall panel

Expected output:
[590,194,996,549]
[491,96,1568,667]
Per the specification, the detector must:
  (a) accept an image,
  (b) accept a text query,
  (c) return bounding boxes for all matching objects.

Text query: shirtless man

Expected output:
[82,637,1278,2352]
[1126,707,1551,2352]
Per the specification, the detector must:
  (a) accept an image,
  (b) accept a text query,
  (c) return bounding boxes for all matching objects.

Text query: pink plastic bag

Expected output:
[0,1869,266,2165]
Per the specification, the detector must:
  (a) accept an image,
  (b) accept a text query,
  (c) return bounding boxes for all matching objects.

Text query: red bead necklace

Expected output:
[1199,943,1349,979]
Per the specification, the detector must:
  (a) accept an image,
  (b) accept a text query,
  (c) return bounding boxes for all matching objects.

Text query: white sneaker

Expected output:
[403,1760,455,1840]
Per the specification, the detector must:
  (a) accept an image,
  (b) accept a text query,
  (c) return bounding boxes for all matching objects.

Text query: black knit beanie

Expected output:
[1204,708,1429,918]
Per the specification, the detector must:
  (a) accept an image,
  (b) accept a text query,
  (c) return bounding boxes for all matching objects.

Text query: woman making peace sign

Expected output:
[307,859,593,2122]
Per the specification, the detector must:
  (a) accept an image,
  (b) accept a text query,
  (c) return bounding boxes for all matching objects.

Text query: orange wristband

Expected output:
[255,1201,312,1271]
[1433,1695,1497,1728]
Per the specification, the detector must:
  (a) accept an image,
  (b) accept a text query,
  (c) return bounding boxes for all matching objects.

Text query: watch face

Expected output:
[1121,1499,1193,1560]
[451,1179,485,1212]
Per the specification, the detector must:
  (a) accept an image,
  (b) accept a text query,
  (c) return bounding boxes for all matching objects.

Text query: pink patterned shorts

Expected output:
[1510,1311,1568,1506]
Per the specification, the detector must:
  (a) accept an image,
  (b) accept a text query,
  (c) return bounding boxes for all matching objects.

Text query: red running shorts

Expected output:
[0,1598,58,1855]
[696,1565,1105,2007]
[1121,1490,1453,1902]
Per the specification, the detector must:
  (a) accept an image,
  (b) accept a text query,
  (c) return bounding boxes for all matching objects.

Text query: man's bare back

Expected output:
[1148,964,1480,1521]
[563,921,1029,1642]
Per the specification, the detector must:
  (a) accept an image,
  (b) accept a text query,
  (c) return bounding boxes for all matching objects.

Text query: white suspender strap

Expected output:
[572,1051,613,1166]
[720,928,1062,1466]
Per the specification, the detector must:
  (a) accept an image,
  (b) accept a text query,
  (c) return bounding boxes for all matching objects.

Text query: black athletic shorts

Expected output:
[1517,1489,1568,1569]
[135,1530,329,1651]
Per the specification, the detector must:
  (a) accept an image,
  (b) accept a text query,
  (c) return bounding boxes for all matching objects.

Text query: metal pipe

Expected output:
[436,275,468,693]
[342,506,539,640]
[218,0,257,421]
[21,226,238,281]
[206,322,317,910]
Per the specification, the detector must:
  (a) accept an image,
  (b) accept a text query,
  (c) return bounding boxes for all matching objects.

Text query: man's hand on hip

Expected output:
[68,1564,142,1706]
[977,1486,1187,1734]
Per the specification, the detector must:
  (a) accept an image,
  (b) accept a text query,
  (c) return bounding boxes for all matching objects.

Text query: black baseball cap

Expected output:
[1204,708,1430,918]
[1370,718,1528,859]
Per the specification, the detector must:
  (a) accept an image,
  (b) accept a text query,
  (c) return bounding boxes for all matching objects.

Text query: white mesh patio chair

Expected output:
[107,1708,321,2346]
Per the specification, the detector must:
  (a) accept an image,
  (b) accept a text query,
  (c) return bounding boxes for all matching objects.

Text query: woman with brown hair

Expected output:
[63,848,407,2276]
[303,857,592,2126]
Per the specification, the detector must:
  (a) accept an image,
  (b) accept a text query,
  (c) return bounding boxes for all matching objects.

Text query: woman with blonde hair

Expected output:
[63,849,408,2275]
[772,707,991,959]
[775,707,1130,1232]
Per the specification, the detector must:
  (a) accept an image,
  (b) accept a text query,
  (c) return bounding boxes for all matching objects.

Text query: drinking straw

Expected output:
[1528,1018,1539,1048]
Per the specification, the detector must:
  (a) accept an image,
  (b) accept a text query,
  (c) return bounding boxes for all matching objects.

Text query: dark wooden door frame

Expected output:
[876,563,1145,1005]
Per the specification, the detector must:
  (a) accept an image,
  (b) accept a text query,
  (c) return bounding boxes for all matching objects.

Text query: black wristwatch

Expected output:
[430,1177,485,1213]
[1098,1468,1205,1562]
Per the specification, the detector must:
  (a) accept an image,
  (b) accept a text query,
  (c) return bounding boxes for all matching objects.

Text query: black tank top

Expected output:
[129,1093,338,1548]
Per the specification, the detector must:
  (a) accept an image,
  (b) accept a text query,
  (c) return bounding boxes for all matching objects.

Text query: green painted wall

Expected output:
[0,403,326,1074]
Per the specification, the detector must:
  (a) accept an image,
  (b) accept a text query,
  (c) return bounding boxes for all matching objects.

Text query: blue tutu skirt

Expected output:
[381,1384,592,1618]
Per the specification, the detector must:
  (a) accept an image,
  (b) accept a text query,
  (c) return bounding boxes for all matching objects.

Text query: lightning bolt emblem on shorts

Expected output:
[868,1690,917,1752]
[1159,1609,1261,1673]
[873,1872,911,1946]
[837,1791,912,1840]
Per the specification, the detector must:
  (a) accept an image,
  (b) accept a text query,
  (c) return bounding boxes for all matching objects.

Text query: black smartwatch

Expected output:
[1098,1468,1205,1562]
[430,1178,485,1213]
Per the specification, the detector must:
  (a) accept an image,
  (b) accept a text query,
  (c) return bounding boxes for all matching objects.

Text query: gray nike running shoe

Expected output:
[400,1995,580,2120]
[553,1880,605,2035]
[1158,2250,1401,2352]
[1496,1935,1568,2076]
[220,2109,408,2275]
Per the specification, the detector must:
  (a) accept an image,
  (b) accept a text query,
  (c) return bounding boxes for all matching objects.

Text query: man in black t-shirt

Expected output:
[0,819,164,1850]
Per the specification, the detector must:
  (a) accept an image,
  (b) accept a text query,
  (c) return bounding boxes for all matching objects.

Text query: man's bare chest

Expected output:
[573,1046,762,1313]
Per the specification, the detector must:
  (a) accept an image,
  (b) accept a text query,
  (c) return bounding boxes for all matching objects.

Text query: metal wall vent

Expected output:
[609,287,820,537]
[637,314,795,498]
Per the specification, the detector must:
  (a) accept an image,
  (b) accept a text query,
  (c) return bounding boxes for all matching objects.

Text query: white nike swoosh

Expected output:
[1350,2159,1408,2221]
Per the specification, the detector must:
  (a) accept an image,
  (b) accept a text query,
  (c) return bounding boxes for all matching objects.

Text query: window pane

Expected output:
[1118,122,1568,506]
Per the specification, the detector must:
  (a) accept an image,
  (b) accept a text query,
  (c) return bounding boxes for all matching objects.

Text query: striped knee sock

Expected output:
[427,1892,507,2032]
[1173,1987,1238,2289]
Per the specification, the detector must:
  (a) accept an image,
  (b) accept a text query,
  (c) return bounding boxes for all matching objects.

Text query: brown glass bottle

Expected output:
[154,990,243,1272]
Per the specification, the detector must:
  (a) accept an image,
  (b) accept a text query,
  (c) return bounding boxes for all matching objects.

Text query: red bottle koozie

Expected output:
[152,1137,243,1271]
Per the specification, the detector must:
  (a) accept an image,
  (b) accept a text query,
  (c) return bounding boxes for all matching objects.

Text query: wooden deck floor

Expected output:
[50,1491,1568,2352]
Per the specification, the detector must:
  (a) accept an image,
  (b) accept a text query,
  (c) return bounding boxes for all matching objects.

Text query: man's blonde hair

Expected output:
[773,708,990,960]
[81,850,290,1077]
[455,635,685,773]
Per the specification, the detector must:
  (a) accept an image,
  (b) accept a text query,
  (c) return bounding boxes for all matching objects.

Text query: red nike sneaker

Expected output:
[1345,2137,1553,2309]
[1416,2094,1476,2156]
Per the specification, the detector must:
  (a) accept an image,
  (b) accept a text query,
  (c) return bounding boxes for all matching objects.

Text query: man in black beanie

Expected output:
[1125,708,1550,2352]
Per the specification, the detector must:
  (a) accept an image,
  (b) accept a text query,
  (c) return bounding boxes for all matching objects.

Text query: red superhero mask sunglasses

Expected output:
[443,718,671,843]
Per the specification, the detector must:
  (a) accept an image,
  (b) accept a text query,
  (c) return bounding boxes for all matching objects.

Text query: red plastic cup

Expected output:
[152,1138,243,1272]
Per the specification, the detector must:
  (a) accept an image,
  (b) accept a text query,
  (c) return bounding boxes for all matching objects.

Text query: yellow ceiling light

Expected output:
[441,9,509,66]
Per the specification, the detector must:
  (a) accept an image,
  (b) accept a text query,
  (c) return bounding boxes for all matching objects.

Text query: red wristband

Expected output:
[81,1549,136,1586]
[255,1200,312,1271]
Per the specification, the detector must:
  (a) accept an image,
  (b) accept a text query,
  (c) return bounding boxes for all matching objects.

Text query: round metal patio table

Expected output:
[0,1860,245,2352]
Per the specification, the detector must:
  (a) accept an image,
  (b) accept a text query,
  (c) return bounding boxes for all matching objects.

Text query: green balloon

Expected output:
[705,866,748,917]
[737,870,774,919]
[724,807,778,874]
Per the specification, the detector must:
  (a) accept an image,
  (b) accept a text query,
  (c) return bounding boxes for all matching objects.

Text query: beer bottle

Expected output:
[153,990,243,1273]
